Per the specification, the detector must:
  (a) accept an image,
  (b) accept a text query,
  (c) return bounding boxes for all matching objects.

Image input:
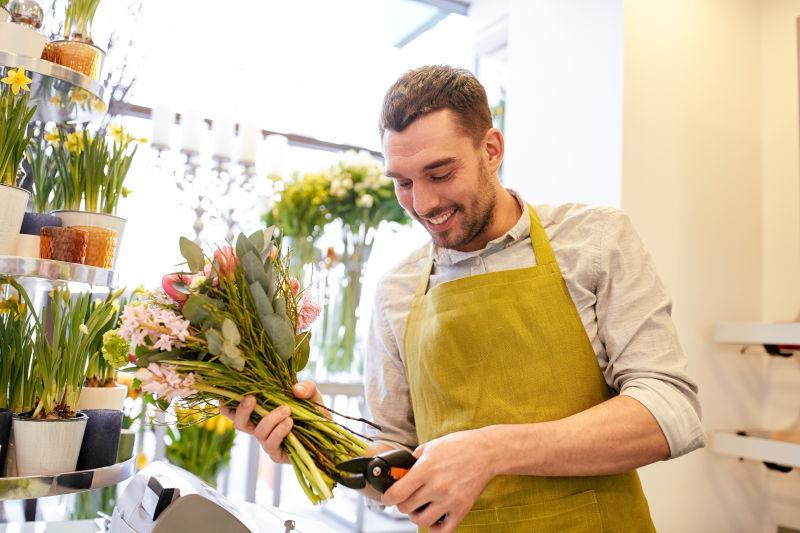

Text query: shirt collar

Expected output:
[431,190,530,266]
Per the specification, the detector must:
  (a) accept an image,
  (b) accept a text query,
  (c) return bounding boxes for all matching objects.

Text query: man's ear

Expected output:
[483,128,504,174]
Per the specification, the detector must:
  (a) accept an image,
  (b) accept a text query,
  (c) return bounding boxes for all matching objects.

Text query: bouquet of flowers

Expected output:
[102,229,369,503]
[165,404,236,487]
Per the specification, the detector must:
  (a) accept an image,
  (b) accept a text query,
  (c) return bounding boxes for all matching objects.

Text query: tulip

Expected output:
[162,273,191,305]
[213,245,239,280]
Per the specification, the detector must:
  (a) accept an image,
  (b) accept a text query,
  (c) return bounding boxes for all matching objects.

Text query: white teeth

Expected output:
[429,210,454,225]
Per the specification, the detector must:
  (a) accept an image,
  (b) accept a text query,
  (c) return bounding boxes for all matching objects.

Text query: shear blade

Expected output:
[335,473,368,490]
[336,457,371,474]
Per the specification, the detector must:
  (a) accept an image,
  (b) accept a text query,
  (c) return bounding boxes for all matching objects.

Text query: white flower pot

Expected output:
[76,385,127,411]
[0,7,10,23]
[12,413,88,476]
[0,185,30,256]
[0,22,46,58]
[51,210,126,268]
[14,234,39,258]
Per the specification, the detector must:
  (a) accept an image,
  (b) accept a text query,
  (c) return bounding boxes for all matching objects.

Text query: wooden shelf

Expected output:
[710,430,800,470]
[713,322,800,346]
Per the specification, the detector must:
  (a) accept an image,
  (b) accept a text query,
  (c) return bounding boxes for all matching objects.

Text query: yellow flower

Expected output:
[48,94,62,105]
[65,132,84,153]
[214,414,233,436]
[91,98,107,113]
[70,88,90,104]
[1,67,32,95]
[203,414,218,432]
[109,124,125,144]
[136,451,149,469]
[121,187,132,198]
[45,131,60,143]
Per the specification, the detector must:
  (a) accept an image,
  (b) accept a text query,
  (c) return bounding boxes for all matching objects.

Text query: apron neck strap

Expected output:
[413,204,556,297]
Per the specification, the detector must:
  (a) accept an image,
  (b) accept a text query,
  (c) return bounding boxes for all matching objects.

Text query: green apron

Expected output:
[403,206,656,532]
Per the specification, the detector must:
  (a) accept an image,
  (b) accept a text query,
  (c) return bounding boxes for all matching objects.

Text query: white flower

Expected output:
[357,194,374,208]
[341,177,354,190]
[79,324,89,335]
[189,275,206,289]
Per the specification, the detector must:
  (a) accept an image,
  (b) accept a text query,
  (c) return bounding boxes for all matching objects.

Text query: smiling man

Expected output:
[229,66,705,532]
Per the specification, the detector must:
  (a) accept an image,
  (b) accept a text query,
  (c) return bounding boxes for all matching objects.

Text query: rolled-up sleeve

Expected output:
[364,281,418,448]
[595,210,706,458]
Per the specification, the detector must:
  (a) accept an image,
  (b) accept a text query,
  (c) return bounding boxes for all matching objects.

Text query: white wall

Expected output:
[759,1,800,529]
[623,0,788,531]
[502,0,624,207]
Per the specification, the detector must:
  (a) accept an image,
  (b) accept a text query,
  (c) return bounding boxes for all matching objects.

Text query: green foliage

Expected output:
[0,72,36,187]
[25,135,57,213]
[64,0,102,40]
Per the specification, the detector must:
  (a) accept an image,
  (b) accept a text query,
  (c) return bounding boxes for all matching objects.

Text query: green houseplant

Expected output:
[64,0,102,43]
[11,286,123,476]
[17,135,62,257]
[0,67,36,255]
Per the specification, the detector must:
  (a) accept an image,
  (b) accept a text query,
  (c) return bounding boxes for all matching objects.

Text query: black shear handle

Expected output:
[369,449,417,493]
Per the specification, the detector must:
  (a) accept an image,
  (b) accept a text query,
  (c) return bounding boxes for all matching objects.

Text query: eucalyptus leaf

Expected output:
[249,282,274,317]
[236,233,260,265]
[182,294,224,329]
[260,313,296,361]
[248,230,265,256]
[241,251,271,294]
[206,329,224,355]
[274,296,287,318]
[221,342,245,371]
[179,237,205,272]
[222,318,240,346]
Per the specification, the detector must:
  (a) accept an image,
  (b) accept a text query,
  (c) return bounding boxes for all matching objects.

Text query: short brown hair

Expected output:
[379,65,493,145]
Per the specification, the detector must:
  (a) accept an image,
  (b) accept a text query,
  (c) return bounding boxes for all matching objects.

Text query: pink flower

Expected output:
[288,277,300,296]
[268,245,278,262]
[213,245,239,280]
[162,274,191,305]
[202,263,220,287]
[296,291,321,333]
[135,363,197,401]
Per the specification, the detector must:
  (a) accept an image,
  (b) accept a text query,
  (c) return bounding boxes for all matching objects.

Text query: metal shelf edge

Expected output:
[0,457,135,500]
[709,430,800,469]
[0,256,117,287]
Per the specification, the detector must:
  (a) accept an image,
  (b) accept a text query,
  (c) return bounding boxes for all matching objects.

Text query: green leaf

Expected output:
[221,341,245,371]
[241,251,271,294]
[293,332,311,372]
[179,237,204,272]
[206,329,223,355]
[182,294,224,328]
[249,282,274,317]
[235,233,260,265]
[247,230,265,256]
[274,296,287,318]
[260,313,296,361]
[221,318,240,346]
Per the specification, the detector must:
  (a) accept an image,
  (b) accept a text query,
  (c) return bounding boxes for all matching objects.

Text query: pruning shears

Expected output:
[335,449,417,493]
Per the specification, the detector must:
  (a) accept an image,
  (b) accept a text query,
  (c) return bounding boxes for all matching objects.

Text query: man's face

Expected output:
[383,109,498,252]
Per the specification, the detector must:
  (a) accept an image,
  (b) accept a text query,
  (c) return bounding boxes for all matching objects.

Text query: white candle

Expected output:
[151,104,173,150]
[213,115,236,161]
[239,120,261,165]
[264,134,289,177]
[181,109,205,155]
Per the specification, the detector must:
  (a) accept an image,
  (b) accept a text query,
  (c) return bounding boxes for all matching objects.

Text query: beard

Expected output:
[415,161,498,251]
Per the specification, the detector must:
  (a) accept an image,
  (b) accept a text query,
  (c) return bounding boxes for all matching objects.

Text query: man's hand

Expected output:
[381,428,495,532]
[220,380,327,464]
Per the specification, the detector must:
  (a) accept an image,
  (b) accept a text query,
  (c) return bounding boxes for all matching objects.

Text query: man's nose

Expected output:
[412,182,440,217]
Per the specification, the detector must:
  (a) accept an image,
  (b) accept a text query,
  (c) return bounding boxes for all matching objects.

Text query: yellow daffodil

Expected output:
[1,67,32,95]
[69,88,90,104]
[48,94,62,105]
[215,414,234,436]
[135,451,149,470]
[91,98,107,113]
[121,186,132,198]
[44,131,60,143]
[65,132,84,153]
[138,137,148,144]
[109,124,125,144]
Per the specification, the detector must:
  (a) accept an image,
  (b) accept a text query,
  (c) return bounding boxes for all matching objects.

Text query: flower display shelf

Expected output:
[0,255,116,287]
[710,430,800,472]
[713,322,800,357]
[0,51,107,123]
[0,456,134,500]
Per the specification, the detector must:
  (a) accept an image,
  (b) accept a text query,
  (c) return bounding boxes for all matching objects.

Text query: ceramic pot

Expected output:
[0,409,11,477]
[51,210,126,268]
[0,185,30,256]
[12,412,88,476]
[14,234,39,258]
[76,409,122,470]
[41,39,105,80]
[76,384,127,411]
[20,211,61,236]
[0,21,45,58]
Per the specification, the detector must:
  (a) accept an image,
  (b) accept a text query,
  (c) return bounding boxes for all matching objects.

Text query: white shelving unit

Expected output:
[713,322,800,346]
[711,322,800,471]
[710,430,800,470]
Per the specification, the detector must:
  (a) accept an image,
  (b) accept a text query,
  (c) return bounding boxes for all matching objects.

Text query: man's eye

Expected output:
[431,172,452,181]
[397,181,412,189]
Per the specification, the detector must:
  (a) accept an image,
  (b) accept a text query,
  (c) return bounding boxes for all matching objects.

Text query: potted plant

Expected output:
[0,287,35,476]
[17,134,61,258]
[0,67,35,256]
[0,0,47,58]
[51,125,142,268]
[76,290,137,411]
[12,286,120,476]
[41,0,105,81]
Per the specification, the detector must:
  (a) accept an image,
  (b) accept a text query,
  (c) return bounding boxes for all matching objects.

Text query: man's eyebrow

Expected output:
[385,157,458,179]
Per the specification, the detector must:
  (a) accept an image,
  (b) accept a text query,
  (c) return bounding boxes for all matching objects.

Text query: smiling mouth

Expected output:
[423,208,456,227]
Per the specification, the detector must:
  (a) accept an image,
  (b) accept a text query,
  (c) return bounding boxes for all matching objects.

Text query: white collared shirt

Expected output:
[365,191,706,458]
